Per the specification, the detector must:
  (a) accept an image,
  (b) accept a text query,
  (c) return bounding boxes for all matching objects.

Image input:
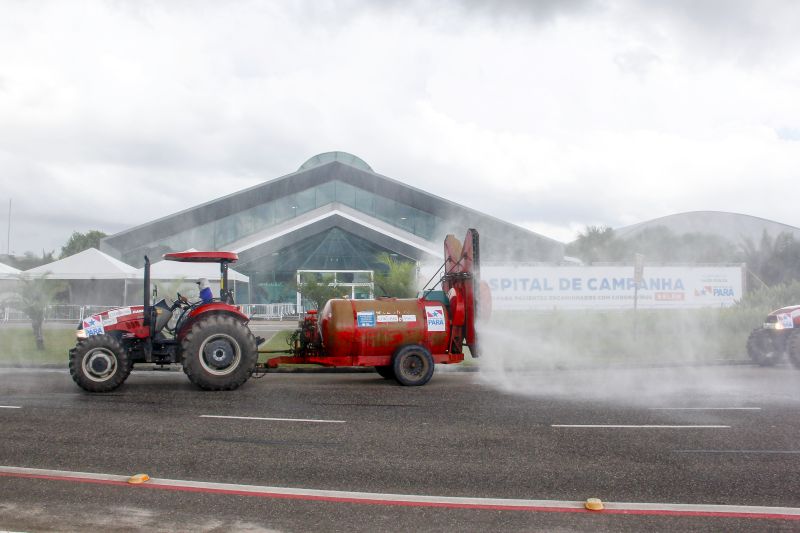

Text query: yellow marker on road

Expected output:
[585,498,604,511]
[128,473,150,484]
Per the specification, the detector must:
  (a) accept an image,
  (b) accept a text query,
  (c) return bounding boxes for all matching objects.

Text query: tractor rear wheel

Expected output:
[181,315,258,390]
[746,329,783,366]
[69,334,131,392]
[374,365,396,380]
[392,345,434,386]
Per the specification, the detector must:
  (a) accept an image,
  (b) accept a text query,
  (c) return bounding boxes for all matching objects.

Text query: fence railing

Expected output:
[239,303,298,320]
[2,305,121,323]
[2,303,299,323]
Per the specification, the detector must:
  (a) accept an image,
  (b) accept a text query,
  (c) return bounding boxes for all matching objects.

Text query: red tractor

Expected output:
[746,305,800,368]
[259,228,489,386]
[69,251,261,392]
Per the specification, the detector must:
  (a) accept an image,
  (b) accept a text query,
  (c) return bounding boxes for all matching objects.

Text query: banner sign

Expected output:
[482,265,744,310]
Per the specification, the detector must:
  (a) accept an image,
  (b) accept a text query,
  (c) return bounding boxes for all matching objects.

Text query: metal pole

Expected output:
[6,198,10,255]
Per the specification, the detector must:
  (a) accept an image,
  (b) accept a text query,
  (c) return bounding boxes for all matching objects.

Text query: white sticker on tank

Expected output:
[401,314,417,322]
[357,311,376,327]
[425,306,446,332]
[102,315,117,326]
[377,314,399,323]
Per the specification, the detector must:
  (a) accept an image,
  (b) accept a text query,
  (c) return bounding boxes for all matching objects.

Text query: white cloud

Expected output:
[0,0,799,255]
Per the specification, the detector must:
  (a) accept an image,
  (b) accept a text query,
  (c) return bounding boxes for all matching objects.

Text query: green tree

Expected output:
[297,273,341,311]
[373,253,417,298]
[2,250,56,270]
[60,230,107,259]
[5,274,66,350]
[566,225,628,263]
[625,226,737,263]
[740,231,800,289]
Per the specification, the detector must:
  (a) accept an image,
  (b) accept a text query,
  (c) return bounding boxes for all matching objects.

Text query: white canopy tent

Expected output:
[0,261,20,279]
[22,248,140,305]
[0,262,21,305]
[24,248,139,279]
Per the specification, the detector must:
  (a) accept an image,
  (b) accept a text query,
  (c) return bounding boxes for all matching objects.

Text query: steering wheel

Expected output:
[176,292,189,308]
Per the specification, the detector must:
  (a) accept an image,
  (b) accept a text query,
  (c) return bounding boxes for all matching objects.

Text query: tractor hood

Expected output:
[764,305,800,330]
[76,306,146,339]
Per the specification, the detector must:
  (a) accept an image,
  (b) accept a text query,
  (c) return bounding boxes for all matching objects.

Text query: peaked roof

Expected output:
[23,248,139,280]
[0,261,20,279]
[101,152,564,264]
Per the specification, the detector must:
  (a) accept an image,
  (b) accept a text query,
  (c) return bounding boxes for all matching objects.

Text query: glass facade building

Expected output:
[101,152,564,304]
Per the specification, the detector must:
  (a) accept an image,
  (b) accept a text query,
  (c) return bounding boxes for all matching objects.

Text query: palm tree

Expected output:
[374,253,417,298]
[7,274,66,350]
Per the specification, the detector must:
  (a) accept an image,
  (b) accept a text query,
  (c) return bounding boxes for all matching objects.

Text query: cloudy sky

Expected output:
[1,0,799,255]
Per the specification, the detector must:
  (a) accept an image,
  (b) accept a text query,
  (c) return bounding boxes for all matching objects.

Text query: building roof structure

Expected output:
[101,152,563,303]
[614,211,800,245]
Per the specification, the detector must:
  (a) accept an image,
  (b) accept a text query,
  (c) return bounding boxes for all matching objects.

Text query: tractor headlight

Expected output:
[76,329,87,339]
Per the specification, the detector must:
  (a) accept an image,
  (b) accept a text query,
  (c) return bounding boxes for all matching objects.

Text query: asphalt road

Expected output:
[1,365,800,532]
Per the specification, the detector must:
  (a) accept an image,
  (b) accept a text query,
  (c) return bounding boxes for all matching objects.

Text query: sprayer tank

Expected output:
[319,298,450,358]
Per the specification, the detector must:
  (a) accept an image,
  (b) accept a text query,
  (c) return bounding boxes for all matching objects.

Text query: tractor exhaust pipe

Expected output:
[143,255,151,329]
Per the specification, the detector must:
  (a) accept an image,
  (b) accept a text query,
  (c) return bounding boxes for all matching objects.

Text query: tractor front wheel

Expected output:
[746,329,783,367]
[181,315,258,390]
[787,330,800,369]
[69,334,131,392]
[392,345,434,386]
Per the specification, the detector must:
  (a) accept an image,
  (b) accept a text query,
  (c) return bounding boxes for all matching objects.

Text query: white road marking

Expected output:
[551,425,730,428]
[1,465,799,520]
[200,415,345,424]
[0,406,21,409]
[649,407,761,411]
[675,450,800,454]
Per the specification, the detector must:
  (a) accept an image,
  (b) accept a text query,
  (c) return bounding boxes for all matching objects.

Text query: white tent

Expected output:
[22,248,140,305]
[0,261,20,279]
[23,248,139,280]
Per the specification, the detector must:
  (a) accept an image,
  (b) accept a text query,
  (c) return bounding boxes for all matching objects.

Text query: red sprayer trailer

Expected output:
[259,228,490,385]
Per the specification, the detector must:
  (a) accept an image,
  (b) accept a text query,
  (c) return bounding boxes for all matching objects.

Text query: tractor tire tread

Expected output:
[180,314,257,391]
[69,334,131,393]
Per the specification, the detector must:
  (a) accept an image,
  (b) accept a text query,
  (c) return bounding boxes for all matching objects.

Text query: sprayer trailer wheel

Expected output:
[181,315,258,390]
[374,365,396,380]
[746,328,783,367]
[69,334,131,392]
[787,330,800,369]
[392,345,434,386]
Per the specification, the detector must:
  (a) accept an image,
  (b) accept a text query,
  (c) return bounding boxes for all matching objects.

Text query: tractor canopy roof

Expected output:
[163,251,238,263]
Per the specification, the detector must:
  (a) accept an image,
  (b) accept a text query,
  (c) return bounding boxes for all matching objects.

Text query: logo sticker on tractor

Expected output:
[82,315,105,336]
[377,314,399,323]
[425,306,446,332]
[357,311,376,327]
[401,314,417,322]
[778,313,794,329]
[108,307,132,319]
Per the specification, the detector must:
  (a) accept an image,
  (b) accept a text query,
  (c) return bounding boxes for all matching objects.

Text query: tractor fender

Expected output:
[177,305,249,341]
